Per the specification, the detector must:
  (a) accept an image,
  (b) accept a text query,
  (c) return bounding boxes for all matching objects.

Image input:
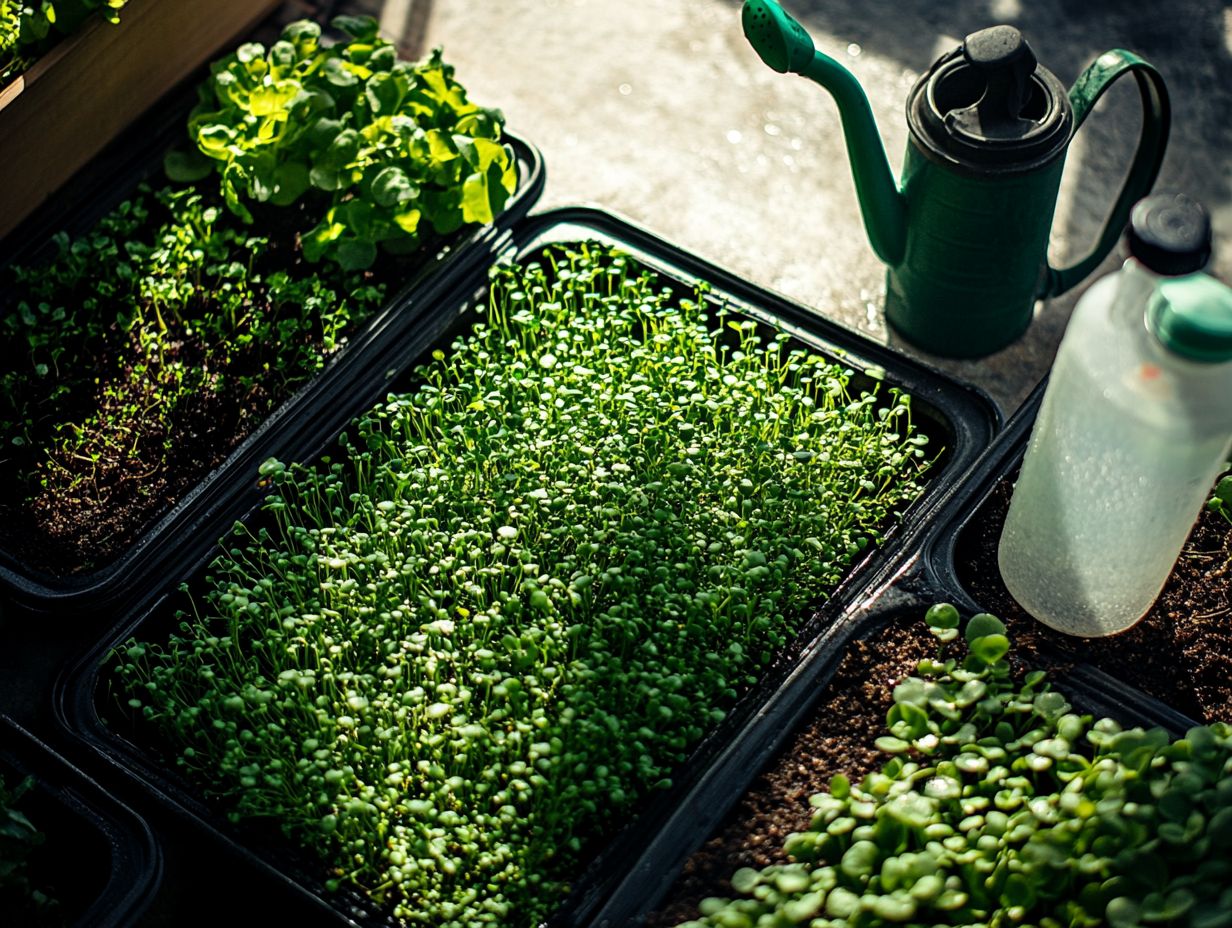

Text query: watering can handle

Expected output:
[1043,50,1170,299]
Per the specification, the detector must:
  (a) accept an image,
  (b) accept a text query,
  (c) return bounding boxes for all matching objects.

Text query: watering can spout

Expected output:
[742,0,907,266]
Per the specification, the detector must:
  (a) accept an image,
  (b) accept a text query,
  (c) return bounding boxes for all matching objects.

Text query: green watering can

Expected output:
[743,1,1170,357]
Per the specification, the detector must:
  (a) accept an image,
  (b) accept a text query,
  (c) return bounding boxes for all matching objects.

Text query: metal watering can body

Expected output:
[743,1,1170,358]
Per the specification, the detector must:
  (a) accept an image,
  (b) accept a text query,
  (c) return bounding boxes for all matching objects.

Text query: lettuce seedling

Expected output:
[172,16,515,270]
[1,0,127,83]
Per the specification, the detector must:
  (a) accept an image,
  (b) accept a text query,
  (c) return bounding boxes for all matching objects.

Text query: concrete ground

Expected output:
[339,0,1232,413]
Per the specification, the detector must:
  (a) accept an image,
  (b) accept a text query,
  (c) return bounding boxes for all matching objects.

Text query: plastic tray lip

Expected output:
[917,379,1219,738]
[0,713,162,928]
[54,205,1000,928]
[585,579,1200,928]
[918,377,1046,611]
[0,129,546,615]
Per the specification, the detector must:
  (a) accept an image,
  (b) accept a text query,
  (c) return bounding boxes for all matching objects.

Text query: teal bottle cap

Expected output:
[1147,273,1232,363]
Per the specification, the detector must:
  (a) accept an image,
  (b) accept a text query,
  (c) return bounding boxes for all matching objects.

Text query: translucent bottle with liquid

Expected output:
[998,193,1232,637]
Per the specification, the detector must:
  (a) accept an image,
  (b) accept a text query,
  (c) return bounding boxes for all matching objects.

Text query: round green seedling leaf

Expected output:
[164,147,214,183]
[925,603,960,629]
[840,840,880,880]
[824,773,850,801]
[969,633,1010,666]
[871,893,917,922]
[875,736,911,754]
[826,887,861,919]
[371,166,417,209]
[885,792,937,829]
[730,867,761,895]
[773,868,810,894]
[783,893,823,922]
[964,612,1006,643]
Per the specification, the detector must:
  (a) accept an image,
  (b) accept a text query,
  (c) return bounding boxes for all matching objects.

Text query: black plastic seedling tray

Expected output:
[919,380,1232,728]
[55,207,999,928]
[588,586,1199,927]
[0,715,161,927]
[0,73,545,619]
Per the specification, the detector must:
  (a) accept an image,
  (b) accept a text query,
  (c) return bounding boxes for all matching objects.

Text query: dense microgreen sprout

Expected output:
[679,604,1232,928]
[2,184,384,506]
[0,773,57,922]
[114,243,932,926]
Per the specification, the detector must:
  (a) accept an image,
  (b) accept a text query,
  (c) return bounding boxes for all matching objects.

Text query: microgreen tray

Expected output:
[55,207,999,928]
[0,714,161,927]
[0,75,545,619]
[589,588,1200,927]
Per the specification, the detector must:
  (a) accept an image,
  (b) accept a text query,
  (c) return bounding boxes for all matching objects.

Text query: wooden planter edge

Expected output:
[0,0,281,241]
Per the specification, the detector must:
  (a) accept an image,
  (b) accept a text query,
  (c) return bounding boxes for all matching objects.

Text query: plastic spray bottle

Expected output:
[997,193,1232,637]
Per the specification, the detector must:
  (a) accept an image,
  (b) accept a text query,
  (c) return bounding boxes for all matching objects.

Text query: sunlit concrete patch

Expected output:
[369,0,1232,413]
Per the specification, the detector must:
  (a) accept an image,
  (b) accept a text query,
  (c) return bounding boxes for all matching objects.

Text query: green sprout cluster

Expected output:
[0,773,57,922]
[0,3,16,77]
[2,185,384,542]
[679,605,1232,928]
[114,243,932,926]
[0,0,128,84]
[168,17,515,270]
[1207,473,1232,527]
[2,16,512,570]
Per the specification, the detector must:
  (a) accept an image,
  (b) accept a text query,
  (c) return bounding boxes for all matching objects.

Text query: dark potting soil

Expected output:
[646,477,1230,926]
[955,479,1232,725]
[647,618,1065,927]
[0,194,398,578]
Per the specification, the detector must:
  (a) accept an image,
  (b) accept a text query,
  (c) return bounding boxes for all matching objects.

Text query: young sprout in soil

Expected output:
[1,185,385,568]
[1,15,510,574]
[1208,473,1232,526]
[114,243,933,927]
[678,603,1232,928]
[0,773,58,923]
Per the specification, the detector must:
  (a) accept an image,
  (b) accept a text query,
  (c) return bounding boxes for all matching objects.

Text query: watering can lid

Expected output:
[909,25,1072,172]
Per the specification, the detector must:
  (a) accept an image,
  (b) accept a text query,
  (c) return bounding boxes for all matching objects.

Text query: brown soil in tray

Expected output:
[647,475,1231,926]
[647,618,1065,927]
[955,479,1232,725]
[0,194,399,578]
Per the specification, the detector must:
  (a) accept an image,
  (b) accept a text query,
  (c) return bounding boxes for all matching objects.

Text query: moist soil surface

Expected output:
[649,478,1230,927]
[955,478,1232,725]
[0,196,401,579]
